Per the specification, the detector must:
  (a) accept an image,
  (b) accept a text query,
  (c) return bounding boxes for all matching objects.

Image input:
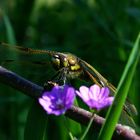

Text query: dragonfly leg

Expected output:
[43,68,69,91]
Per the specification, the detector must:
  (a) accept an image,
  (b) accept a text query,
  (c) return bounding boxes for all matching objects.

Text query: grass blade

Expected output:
[98,33,140,140]
[3,12,16,44]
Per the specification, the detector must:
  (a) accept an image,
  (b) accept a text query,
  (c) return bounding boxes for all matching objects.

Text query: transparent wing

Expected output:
[79,59,116,92]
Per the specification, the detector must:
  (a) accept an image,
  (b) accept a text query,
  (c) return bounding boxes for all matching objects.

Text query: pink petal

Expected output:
[38,98,52,113]
[65,87,75,100]
[86,99,97,107]
[76,86,89,101]
[51,109,66,116]
[89,84,100,101]
[104,97,114,105]
[99,87,110,99]
[65,89,75,106]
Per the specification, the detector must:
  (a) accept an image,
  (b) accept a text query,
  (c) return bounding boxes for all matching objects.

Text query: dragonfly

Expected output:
[0,42,137,127]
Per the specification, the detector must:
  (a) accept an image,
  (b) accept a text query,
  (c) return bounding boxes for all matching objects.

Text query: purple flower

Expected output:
[38,85,75,116]
[76,84,114,110]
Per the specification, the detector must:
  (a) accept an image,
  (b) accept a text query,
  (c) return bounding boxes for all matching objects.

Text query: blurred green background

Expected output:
[0,0,140,139]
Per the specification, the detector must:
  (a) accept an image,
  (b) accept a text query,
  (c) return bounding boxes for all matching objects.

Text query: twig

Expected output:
[0,66,140,140]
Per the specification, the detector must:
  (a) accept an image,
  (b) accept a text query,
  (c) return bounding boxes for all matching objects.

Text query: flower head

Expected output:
[39,85,75,116]
[76,84,114,110]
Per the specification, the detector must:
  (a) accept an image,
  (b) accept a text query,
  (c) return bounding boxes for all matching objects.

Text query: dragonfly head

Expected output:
[51,52,77,68]
[51,52,82,78]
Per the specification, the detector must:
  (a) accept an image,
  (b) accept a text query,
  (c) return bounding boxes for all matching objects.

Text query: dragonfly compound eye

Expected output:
[68,57,77,66]
[51,55,60,68]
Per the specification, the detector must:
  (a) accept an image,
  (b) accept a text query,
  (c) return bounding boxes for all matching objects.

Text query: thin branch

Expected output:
[0,66,140,140]
[0,66,42,98]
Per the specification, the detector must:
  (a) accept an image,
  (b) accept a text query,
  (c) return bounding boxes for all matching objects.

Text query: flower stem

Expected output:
[69,131,76,140]
[63,116,76,140]
[80,113,95,140]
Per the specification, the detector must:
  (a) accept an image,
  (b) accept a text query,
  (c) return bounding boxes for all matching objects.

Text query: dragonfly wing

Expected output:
[120,110,136,128]
[124,101,138,116]
[79,58,116,92]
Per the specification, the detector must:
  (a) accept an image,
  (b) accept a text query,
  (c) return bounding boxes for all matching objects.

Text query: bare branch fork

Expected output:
[0,66,140,140]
